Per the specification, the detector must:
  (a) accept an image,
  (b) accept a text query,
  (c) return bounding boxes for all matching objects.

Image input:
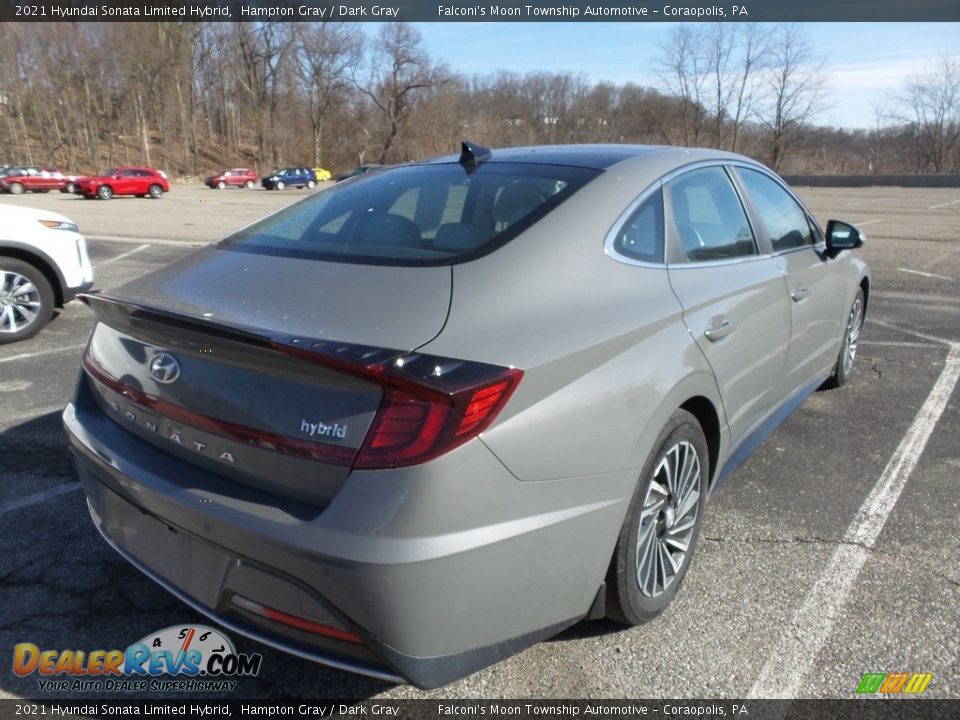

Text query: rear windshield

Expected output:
[220,162,601,266]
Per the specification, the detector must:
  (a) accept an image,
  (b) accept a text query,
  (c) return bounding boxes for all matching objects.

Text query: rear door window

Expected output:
[666,167,757,263]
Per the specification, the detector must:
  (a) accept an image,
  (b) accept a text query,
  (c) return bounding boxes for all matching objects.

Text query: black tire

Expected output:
[97,185,113,200]
[275,180,285,191]
[63,182,75,194]
[822,287,865,389]
[8,182,24,195]
[148,184,163,199]
[217,181,226,190]
[307,179,316,189]
[607,409,708,625]
[245,180,254,189]
[0,257,55,344]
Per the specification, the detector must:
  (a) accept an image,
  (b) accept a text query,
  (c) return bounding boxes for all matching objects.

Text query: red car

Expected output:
[74,166,169,200]
[205,168,257,189]
[0,168,68,195]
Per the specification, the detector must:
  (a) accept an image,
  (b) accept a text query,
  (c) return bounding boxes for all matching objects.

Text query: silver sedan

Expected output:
[64,143,868,687]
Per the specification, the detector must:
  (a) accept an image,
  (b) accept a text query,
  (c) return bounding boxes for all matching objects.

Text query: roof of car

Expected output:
[422,144,673,170]
[417,144,766,174]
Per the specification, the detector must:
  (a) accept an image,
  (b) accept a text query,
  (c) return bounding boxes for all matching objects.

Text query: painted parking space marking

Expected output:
[0,483,82,518]
[928,198,960,210]
[860,340,940,348]
[93,243,150,269]
[0,344,85,365]
[896,267,954,281]
[748,343,960,699]
[869,318,955,347]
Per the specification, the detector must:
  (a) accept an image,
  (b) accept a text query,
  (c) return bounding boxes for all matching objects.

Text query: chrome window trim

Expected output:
[666,252,775,270]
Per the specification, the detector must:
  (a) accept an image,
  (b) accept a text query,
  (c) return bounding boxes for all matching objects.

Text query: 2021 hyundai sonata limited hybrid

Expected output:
[64,143,869,687]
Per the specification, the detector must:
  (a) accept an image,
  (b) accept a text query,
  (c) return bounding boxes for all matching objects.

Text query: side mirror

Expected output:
[825,220,865,255]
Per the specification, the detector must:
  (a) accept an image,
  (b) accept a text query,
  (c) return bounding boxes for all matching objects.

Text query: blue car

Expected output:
[261,167,317,190]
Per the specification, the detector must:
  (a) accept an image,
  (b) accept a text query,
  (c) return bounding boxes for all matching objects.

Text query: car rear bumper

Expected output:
[63,374,632,687]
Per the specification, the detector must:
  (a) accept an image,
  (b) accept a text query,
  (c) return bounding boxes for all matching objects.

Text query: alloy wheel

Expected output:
[0,270,41,334]
[841,296,864,376]
[635,440,702,598]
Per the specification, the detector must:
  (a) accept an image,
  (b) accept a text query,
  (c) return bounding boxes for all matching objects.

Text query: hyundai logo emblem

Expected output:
[149,352,181,384]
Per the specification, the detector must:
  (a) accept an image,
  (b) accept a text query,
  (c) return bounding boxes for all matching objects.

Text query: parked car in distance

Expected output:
[206,168,257,190]
[313,167,332,182]
[64,143,869,688]
[0,167,67,195]
[334,164,383,182]
[74,167,169,200]
[261,167,316,190]
[0,204,93,343]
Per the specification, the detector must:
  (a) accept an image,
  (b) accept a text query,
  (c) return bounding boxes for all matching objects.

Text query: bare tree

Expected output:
[357,23,445,164]
[754,24,827,171]
[901,56,960,173]
[294,23,363,169]
[653,25,708,146]
[727,24,767,153]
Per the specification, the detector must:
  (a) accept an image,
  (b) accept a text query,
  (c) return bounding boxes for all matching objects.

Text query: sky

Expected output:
[374,22,960,130]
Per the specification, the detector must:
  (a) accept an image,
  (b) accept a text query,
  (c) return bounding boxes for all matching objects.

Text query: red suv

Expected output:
[0,168,68,195]
[74,167,169,200]
[205,168,257,189]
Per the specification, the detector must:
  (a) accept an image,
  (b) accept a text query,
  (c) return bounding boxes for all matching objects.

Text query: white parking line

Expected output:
[748,344,960,699]
[0,344,85,364]
[860,340,939,348]
[0,483,82,518]
[869,318,955,346]
[897,267,954,281]
[93,243,150,269]
[928,198,960,210]
[88,234,204,247]
[852,219,884,226]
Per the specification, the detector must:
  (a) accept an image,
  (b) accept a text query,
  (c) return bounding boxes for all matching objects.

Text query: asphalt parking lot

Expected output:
[1,184,957,700]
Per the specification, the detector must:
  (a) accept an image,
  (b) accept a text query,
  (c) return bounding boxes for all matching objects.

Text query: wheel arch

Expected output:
[679,395,721,489]
[0,244,66,306]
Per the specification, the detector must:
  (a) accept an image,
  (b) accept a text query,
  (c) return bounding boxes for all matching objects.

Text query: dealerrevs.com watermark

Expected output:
[12,625,262,693]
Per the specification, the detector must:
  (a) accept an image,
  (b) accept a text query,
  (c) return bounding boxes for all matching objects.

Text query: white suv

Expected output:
[0,205,94,343]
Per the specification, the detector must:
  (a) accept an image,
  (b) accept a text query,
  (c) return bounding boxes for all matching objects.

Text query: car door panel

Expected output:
[669,259,791,448]
[734,167,845,396]
[663,165,792,449]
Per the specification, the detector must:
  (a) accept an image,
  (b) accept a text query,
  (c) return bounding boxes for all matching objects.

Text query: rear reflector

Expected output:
[273,338,523,469]
[230,595,363,645]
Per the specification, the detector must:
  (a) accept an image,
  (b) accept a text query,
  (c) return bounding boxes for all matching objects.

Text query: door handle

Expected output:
[704,319,737,342]
[790,285,811,302]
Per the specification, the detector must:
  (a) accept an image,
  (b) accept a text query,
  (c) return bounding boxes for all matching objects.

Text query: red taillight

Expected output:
[273,338,523,470]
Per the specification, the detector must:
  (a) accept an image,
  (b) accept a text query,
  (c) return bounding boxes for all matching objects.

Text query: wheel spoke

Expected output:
[661,541,681,575]
[1,305,15,331]
[675,485,700,521]
[638,528,658,596]
[14,304,37,324]
[11,281,37,298]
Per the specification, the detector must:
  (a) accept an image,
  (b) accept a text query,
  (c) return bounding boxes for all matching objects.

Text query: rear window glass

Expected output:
[220,162,600,266]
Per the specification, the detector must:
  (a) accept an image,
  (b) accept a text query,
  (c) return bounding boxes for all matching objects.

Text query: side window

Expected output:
[737,168,814,252]
[667,167,757,263]
[612,188,664,263]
